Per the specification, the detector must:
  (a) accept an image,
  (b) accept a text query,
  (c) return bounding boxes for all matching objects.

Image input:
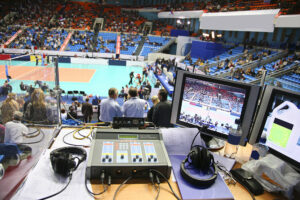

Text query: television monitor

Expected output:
[170,70,261,144]
[249,85,300,170]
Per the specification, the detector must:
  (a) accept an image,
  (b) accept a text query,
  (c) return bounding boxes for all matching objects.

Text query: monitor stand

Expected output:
[199,128,225,150]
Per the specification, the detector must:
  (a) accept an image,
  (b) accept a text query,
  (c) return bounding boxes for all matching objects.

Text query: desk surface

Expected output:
[82,127,288,200]
[91,173,286,200]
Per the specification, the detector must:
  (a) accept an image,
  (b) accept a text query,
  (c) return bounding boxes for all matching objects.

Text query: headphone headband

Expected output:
[51,147,87,162]
[180,146,217,187]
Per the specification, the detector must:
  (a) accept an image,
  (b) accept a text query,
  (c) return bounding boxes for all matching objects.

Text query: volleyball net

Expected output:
[0,53,60,124]
[0,54,56,94]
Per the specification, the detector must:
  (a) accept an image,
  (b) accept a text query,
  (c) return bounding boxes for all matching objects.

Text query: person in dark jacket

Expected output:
[147,95,159,122]
[81,98,93,123]
[152,89,173,127]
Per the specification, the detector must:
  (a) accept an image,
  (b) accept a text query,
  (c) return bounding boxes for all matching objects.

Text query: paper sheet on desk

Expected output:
[169,155,234,200]
[12,149,93,200]
[212,152,235,171]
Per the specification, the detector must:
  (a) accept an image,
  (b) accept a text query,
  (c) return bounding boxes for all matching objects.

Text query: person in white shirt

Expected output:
[4,111,29,143]
[100,88,123,122]
[122,87,146,118]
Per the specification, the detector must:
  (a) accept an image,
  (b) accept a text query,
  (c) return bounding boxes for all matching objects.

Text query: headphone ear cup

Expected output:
[190,146,200,168]
[200,147,210,171]
[51,153,76,177]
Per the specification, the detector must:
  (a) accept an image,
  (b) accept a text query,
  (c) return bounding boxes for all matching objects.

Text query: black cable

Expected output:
[25,128,40,138]
[155,175,161,200]
[149,169,181,200]
[38,174,73,200]
[190,130,201,150]
[113,175,133,200]
[155,183,161,200]
[85,172,108,198]
[19,129,45,144]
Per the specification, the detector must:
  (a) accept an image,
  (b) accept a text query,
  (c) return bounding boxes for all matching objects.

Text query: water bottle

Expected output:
[250,143,269,160]
[224,125,242,159]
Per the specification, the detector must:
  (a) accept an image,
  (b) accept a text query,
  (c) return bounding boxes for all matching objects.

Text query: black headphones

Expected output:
[180,145,217,187]
[50,147,87,177]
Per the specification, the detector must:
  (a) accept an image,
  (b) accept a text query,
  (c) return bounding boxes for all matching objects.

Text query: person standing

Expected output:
[152,89,172,127]
[46,54,50,64]
[81,98,93,123]
[35,55,39,66]
[97,99,101,122]
[129,71,134,85]
[122,87,146,118]
[147,95,159,122]
[100,88,123,122]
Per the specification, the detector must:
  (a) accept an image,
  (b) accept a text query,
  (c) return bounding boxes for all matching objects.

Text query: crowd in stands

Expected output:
[102,10,145,33]
[0,26,19,47]
[8,27,68,50]
[160,0,300,14]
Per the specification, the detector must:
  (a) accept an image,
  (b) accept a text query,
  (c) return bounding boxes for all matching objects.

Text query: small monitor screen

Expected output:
[179,77,247,135]
[259,90,300,165]
[171,71,260,142]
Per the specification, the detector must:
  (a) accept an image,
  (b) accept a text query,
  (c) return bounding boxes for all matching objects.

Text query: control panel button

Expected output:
[148,158,151,162]
[108,158,112,162]
[102,158,106,162]
[139,158,142,162]
[120,155,124,159]
[133,158,136,162]
[105,155,109,159]
[154,158,157,162]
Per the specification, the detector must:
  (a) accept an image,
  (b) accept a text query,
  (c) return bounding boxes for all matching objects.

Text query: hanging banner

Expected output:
[200,9,280,32]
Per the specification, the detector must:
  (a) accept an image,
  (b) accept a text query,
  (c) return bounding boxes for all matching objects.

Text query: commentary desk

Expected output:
[10,127,288,200]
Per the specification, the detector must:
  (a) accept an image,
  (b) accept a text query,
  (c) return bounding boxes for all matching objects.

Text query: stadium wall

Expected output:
[148,53,184,63]
[0,48,144,61]
[71,58,108,65]
[221,28,300,48]
[139,12,158,20]
[190,41,225,60]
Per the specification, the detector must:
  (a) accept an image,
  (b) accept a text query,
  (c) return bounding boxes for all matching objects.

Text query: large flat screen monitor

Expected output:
[171,70,261,143]
[250,85,300,170]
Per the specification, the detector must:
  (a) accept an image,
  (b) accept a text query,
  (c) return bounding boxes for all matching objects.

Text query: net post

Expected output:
[54,57,62,125]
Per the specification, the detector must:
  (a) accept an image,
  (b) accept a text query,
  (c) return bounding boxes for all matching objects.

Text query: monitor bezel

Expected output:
[174,71,253,140]
[250,85,300,170]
